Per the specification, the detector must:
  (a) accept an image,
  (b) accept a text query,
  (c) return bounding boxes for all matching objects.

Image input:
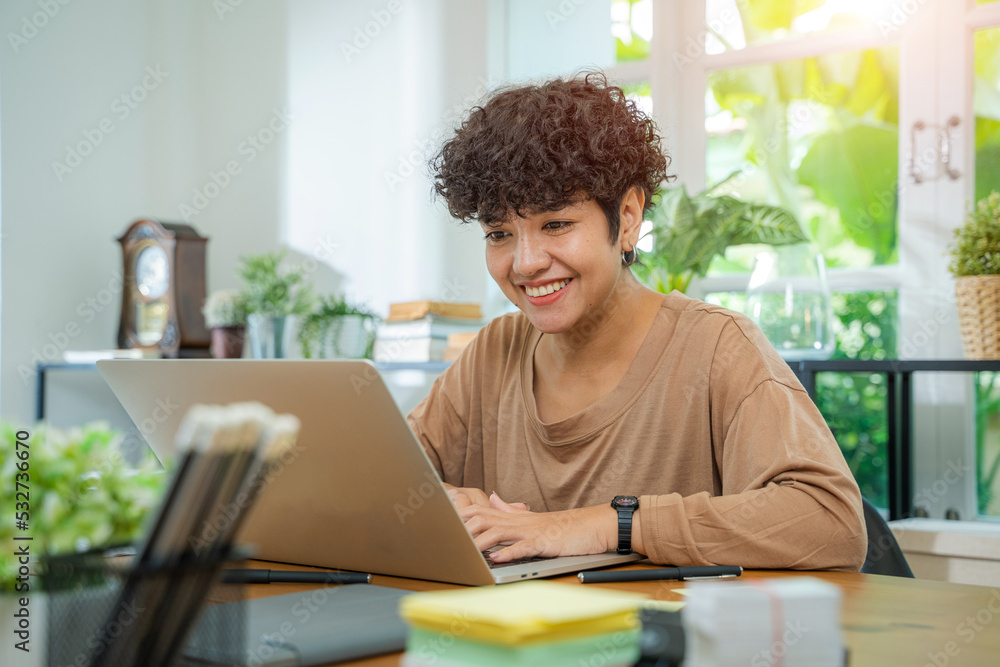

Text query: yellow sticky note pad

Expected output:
[642,599,685,612]
[399,581,648,645]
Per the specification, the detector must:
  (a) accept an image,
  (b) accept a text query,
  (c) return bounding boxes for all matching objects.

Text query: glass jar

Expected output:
[745,245,836,360]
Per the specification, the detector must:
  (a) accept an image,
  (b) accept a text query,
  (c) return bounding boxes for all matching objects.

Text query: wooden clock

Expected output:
[117,219,211,358]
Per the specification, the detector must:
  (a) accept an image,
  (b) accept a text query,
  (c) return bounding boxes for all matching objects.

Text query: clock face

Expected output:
[135,245,169,300]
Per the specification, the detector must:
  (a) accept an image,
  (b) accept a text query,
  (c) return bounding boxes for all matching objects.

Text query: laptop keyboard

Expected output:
[482,549,550,569]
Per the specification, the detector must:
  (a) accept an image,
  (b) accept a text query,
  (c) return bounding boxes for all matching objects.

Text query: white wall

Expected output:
[0,0,494,426]
[284,0,490,314]
[2,0,162,425]
[507,0,613,82]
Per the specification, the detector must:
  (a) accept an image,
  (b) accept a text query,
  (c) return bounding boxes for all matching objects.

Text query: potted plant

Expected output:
[634,172,808,294]
[948,191,1000,359]
[237,251,313,358]
[0,423,165,664]
[201,289,248,359]
[297,295,379,359]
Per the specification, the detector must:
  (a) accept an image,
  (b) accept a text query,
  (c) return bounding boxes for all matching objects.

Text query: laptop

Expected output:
[97,359,642,585]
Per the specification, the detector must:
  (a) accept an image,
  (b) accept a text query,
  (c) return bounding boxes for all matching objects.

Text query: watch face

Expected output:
[612,495,639,510]
[135,245,169,300]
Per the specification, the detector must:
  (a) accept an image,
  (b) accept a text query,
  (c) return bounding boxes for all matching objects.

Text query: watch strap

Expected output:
[616,509,632,554]
[612,496,638,554]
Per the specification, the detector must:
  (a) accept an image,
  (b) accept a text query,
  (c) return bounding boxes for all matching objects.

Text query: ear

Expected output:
[619,186,645,251]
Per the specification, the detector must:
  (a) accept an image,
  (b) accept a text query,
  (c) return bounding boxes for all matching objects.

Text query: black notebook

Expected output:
[185,584,413,667]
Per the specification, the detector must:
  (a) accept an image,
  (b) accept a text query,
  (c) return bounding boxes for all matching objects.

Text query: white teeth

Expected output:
[525,279,568,298]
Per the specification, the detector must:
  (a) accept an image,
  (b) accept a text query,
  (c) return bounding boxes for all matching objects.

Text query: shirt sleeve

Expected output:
[406,330,483,487]
[638,320,868,572]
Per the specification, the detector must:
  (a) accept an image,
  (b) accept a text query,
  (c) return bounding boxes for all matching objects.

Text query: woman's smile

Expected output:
[522,278,572,301]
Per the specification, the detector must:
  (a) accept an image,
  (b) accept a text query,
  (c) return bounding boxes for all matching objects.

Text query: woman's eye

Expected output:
[484,231,507,243]
[546,220,570,231]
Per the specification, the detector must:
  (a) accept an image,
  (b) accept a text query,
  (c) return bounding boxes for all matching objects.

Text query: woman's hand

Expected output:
[459,493,619,563]
[442,483,529,512]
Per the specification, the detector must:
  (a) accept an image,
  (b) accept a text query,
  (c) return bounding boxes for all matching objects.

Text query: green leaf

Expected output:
[0,422,166,592]
[797,123,898,264]
[237,251,314,317]
[730,203,807,246]
[976,119,1000,203]
[639,178,805,292]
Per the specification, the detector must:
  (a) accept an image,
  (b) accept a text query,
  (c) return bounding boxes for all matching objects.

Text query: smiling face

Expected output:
[482,189,644,336]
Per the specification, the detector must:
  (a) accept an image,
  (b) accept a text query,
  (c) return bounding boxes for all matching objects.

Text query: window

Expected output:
[505,0,1000,519]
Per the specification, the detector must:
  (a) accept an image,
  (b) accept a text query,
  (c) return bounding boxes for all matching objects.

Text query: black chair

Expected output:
[860,497,914,577]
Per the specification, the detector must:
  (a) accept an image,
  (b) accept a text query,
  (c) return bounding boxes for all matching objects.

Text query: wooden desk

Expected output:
[243,562,1000,667]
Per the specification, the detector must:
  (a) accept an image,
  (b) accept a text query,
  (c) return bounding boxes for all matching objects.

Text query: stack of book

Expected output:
[682,576,844,667]
[398,581,646,667]
[375,301,484,363]
[63,348,162,363]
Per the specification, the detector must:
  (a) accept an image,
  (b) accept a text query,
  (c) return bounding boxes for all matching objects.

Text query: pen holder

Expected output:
[41,548,246,667]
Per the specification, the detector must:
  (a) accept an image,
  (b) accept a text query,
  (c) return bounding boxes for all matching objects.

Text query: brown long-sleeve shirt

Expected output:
[407,291,867,571]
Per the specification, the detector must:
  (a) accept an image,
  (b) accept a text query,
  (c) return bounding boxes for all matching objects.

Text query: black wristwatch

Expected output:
[611,495,639,554]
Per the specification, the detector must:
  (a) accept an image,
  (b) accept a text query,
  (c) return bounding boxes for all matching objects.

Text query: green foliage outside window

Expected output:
[975,28,1000,203]
[704,3,1000,515]
[974,375,1000,515]
[704,8,901,508]
[611,0,650,63]
[814,292,897,509]
[706,46,899,271]
[709,289,896,509]
[971,28,1000,517]
[732,0,823,39]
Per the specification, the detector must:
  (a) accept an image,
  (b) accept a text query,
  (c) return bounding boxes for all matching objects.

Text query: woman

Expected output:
[409,72,866,571]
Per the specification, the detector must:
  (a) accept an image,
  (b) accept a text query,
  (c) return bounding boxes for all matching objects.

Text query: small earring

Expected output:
[622,246,638,266]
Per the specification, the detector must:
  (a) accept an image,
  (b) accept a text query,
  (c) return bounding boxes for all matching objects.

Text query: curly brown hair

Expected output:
[431,71,671,244]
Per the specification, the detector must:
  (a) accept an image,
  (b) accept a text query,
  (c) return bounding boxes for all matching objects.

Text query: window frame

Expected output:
[600,0,1000,518]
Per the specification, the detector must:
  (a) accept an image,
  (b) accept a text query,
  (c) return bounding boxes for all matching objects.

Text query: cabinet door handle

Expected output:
[940,116,961,181]
[908,120,927,184]
[909,117,962,183]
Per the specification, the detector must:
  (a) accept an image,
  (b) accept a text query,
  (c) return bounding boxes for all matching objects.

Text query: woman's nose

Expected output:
[513,235,550,276]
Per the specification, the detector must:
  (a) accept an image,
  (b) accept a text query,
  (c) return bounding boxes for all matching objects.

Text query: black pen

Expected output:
[578,565,743,584]
[221,569,372,585]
